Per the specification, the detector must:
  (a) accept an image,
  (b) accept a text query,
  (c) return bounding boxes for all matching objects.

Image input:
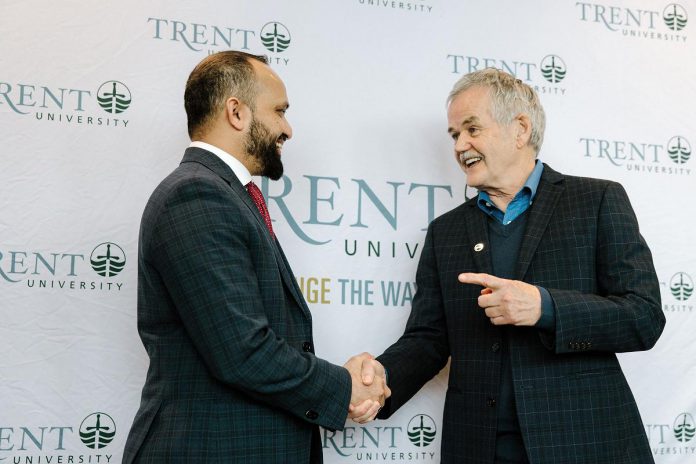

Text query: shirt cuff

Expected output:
[535,286,556,331]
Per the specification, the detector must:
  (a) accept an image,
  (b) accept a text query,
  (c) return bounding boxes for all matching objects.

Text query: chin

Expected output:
[465,177,482,188]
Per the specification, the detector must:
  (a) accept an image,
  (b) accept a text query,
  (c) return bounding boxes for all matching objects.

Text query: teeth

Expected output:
[459,154,482,167]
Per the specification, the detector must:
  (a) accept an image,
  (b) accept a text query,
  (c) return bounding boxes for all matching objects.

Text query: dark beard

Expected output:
[245,117,284,180]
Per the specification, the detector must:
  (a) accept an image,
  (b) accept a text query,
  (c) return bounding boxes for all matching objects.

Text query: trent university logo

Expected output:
[579,134,692,176]
[90,242,126,277]
[540,55,566,83]
[79,412,116,449]
[146,17,293,65]
[446,53,568,95]
[674,413,696,443]
[407,414,437,447]
[670,272,693,301]
[667,136,691,164]
[664,4,688,31]
[97,81,132,114]
[0,411,117,462]
[260,22,291,53]
[576,2,688,42]
[0,79,132,127]
[322,411,439,460]
[0,242,126,292]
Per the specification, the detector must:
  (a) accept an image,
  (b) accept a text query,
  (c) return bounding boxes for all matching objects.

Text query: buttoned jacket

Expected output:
[122,147,351,464]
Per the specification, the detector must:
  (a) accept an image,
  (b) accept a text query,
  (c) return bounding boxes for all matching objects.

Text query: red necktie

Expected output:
[246,181,274,237]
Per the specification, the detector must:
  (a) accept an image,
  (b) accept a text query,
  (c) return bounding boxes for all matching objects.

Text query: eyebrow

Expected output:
[447,116,479,134]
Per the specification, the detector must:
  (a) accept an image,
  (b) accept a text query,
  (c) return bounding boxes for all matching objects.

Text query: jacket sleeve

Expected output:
[146,177,351,431]
[376,224,450,417]
[540,181,665,354]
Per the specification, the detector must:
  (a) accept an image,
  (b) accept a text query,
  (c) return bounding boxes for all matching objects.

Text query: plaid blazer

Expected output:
[122,147,351,464]
[377,165,665,464]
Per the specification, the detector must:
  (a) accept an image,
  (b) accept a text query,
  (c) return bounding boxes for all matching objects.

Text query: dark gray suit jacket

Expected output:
[122,147,351,463]
[377,165,665,464]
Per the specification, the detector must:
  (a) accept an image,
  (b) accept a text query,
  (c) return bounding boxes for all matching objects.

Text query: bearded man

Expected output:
[122,51,387,464]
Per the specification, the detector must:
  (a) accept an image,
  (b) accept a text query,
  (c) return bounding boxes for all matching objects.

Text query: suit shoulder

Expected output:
[561,173,616,188]
[142,162,240,225]
[156,162,228,195]
[151,162,232,203]
[557,173,624,199]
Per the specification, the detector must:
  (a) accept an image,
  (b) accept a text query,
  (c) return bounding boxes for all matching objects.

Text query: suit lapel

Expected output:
[181,148,311,319]
[513,164,565,280]
[274,240,312,317]
[463,200,494,275]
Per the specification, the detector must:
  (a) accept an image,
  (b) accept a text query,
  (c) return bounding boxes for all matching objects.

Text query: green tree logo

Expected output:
[674,413,696,443]
[664,4,688,31]
[90,242,126,277]
[667,136,691,164]
[79,412,116,449]
[540,55,566,83]
[670,272,693,301]
[260,22,291,53]
[97,81,132,114]
[407,414,437,447]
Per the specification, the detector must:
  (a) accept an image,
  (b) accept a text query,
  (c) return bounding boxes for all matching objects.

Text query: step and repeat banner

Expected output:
[1,1,695,462]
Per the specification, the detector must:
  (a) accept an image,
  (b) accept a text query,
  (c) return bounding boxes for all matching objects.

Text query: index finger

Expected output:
[457,272,503,288]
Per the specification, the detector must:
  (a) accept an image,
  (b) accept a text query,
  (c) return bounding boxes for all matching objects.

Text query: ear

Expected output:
[514,113,532,149]
[225,97,251,131]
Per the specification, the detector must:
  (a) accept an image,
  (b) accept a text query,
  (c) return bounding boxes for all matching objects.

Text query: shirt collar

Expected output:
[478,160,544,205]
[525,159,544,201]
[189,141,252,186]
[477,160,544,219]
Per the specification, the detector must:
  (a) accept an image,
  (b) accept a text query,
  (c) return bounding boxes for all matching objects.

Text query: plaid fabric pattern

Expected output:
[378,165,665,464]
[122,148,351,464]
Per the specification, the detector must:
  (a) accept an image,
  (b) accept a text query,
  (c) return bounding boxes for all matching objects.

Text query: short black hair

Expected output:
[184,50,268,139]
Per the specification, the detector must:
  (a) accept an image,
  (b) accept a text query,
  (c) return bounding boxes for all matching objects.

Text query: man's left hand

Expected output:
[458,273,541,326]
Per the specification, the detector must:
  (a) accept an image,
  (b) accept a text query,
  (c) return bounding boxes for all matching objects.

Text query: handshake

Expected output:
[343,352,389,424]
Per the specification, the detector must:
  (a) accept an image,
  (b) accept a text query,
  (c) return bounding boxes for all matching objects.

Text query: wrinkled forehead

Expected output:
[447,86,493,123]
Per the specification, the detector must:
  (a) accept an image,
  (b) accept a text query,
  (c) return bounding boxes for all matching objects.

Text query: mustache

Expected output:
[458,152,484,163]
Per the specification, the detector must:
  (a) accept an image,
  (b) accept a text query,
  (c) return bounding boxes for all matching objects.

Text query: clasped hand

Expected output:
[343,352,390,424]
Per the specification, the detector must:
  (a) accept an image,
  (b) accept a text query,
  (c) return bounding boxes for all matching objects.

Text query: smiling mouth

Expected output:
[275,135,288,155]
[459,153,483,168]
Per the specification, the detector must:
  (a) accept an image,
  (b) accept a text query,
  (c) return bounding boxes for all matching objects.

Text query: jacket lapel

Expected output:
[274,240,312,317]
[513,164,565,280]
[463,199,494,275]
[181,147,311,318]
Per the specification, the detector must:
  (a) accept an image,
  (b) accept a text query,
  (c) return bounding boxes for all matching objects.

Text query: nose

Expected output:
[283,118,293,140]
[454,132,471,155]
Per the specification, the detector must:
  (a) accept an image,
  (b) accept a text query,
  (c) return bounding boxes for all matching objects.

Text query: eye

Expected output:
[467,126,480,135]
[450,132,459,141]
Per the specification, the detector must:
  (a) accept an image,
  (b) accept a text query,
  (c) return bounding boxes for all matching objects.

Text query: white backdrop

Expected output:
[1,1,695,462]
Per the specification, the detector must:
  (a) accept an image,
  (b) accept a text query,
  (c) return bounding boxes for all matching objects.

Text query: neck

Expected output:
[485,158,536,213]
[197,131,254,174]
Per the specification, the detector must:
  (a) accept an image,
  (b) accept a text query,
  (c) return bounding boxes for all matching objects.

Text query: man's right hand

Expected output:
[343,353,390,424]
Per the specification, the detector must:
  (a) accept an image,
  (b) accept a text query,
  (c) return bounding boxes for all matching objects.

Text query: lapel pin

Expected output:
[474,243,484,252]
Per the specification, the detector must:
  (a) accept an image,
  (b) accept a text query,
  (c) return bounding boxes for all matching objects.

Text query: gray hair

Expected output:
[447,68,546,154]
